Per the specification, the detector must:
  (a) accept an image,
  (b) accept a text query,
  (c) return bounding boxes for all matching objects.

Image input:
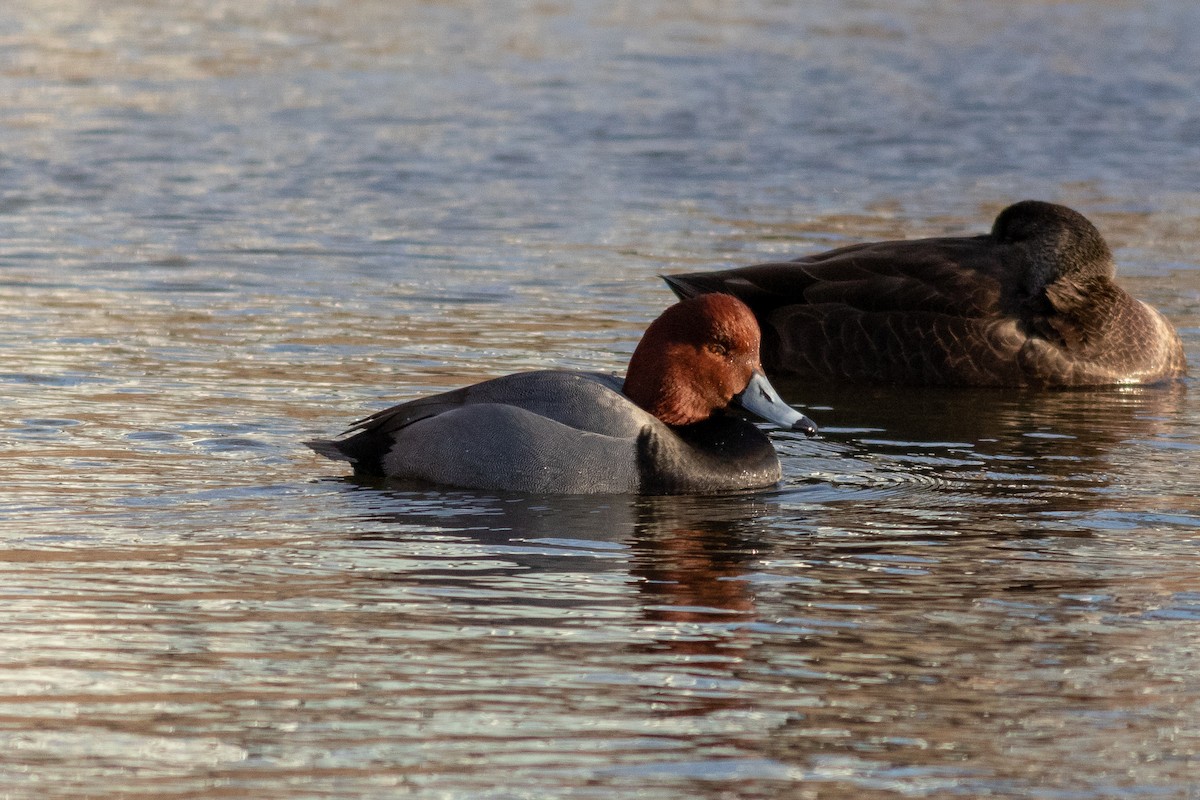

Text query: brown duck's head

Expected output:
[991,200,1116,292]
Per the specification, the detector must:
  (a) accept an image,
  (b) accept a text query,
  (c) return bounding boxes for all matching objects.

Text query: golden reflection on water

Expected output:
[2,0,1200,796]
[2,216,1198,797]
[315,489,1200,792]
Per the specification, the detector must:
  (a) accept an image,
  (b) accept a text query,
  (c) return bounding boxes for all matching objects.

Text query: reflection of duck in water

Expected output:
[631,497,769,622]
[666,201,1186,387]
[308,295,816,494]
[791,381,1191,528]
[801,381,1186,453]
[347,489,774,666]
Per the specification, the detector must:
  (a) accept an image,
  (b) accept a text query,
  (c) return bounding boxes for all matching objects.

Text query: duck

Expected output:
[306,293,818,494]
[664,200,1187,387]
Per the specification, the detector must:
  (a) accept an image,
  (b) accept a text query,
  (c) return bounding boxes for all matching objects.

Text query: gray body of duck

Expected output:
[308,371,789,494]
[307,295,817,495]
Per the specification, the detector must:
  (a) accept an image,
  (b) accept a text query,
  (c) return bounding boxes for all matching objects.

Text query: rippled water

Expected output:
[2,1,1200,797]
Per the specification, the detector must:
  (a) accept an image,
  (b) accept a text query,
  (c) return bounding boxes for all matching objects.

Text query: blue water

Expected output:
[1,2,1199,797]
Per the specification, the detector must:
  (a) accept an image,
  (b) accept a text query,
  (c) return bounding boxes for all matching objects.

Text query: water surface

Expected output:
[2,1,1199,797]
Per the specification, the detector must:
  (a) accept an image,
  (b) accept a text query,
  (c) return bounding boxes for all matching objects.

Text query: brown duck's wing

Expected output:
[762,301,1028,385]
[666,235,1010,320]
[666,236,1039,385]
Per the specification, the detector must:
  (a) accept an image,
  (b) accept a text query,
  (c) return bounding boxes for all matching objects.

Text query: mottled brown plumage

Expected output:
[665,201,1186,387]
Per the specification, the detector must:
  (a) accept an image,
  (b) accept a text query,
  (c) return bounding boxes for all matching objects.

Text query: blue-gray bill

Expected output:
[734,371,818,437]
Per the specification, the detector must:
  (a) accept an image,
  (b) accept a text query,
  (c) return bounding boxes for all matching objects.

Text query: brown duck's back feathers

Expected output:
[665,201,1186,387]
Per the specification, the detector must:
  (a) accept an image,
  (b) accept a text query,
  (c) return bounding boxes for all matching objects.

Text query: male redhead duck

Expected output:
[665,201,1186,387]
[307,294,817,494]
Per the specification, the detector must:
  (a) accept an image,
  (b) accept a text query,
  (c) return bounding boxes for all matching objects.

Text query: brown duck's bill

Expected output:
[734,370,819,437]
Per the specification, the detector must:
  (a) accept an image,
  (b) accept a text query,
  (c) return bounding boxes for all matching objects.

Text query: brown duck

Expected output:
[665,201,1186,387]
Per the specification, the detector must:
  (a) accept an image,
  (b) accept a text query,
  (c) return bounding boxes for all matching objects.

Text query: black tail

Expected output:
[304,431,390,477]
[662,273,705,301]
